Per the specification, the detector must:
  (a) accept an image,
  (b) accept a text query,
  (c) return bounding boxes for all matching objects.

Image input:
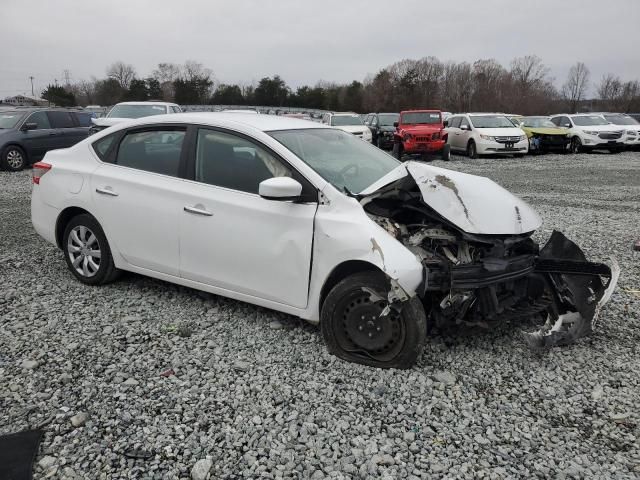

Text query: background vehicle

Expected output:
[364,113,399,149]
[89,101,182,135]
[31,113,617,369]
[392,110,450,161]
[0,108,91,171]
[550,114,626,153]
[445,113,528,158]
[510,116,570,153]
[600,113,640,149]
[322,112,372,142]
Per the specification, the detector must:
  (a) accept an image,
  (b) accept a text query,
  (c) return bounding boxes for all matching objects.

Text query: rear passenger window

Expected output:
[115,129,185,177]
[74,112,93,127]
[47,111,75,128]
[195,129,291,194]
[170,106,181,113]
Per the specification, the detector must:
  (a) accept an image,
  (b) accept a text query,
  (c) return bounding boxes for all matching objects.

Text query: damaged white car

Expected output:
[31,113,619,369]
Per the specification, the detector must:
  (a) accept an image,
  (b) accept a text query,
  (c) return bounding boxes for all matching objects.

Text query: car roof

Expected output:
[116,112,331,132]
[115,101,177,106]
[401,109,440,113]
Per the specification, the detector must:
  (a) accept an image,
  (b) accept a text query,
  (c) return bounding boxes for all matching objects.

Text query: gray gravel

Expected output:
[1,151,639,479]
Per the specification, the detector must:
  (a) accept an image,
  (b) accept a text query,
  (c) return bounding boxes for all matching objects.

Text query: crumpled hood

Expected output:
[360,161,542,235]
[91,117,129,127]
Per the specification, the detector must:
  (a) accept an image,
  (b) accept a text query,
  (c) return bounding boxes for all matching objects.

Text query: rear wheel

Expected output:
[467,140,478,159]
[321,272,427,369]
[62,214,120,285]
[376,136,385,149]
[441,144,451,161]
[1,145,27,171]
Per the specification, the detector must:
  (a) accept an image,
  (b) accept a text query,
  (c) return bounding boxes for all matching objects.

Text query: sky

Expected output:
[1,0,639,98]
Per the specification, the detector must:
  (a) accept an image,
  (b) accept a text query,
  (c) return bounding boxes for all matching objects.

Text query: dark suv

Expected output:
[0,108,93,171]
[364,112,400,149]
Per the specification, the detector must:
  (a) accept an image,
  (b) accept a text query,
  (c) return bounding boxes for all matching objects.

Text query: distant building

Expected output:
[2,95,49,106]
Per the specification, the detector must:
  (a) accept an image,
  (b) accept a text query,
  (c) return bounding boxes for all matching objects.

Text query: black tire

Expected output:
[441,143,451,161]
[62,214,120,285]
[321,271,427,369]
[467,140,478,159]
[376,136,384,149]
[1,145,27,171]
[608,147,622,154]
[392,142,402,160]
[570,137,582,154]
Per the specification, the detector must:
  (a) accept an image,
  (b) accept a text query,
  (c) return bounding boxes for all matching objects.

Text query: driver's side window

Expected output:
[195,129,291,194]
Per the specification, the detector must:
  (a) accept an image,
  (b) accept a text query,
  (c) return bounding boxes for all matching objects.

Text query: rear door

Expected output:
[90,126,188,275]
[20,111,59,160]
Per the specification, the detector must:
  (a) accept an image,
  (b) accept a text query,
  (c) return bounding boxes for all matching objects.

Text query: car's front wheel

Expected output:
[321,272,427,369]
[467,140,478,159]
[570,137,583,154]
[63,214,119,285]
[1,145,27,171]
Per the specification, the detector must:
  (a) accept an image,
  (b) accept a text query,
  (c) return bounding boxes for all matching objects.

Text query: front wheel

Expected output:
[392,142,403,160]
[570,137,583,154]
[441,144,451,161]
[63,214,120,285]
[467,140,478,159]
[321,272,427,369]
[1,145,27,171]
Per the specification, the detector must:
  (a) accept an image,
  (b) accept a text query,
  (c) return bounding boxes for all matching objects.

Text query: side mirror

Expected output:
[563,123,571,128]
[22,122,38,131]
[259,177,302,201]
[460,124,470,131]
[393,121,399,128]
[443,120,449,127]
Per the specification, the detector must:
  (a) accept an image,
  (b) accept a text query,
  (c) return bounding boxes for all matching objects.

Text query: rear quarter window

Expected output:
[92,134,116,161]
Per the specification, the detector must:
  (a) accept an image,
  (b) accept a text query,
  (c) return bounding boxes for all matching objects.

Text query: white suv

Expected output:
[321,112,372,142]
[445,113,528,158]
[601,113,640,148]
[550,114,625,153]
[89,101,182,135]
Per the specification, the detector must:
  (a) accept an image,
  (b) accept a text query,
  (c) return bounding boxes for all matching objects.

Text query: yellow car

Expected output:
[510,116,571,153]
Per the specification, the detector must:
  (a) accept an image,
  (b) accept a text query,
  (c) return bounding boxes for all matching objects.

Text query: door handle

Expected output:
[96,187,119,197]
[184,205,213,216]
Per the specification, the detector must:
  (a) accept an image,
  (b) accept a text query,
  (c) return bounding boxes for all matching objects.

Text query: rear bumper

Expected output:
[31,187,60,247]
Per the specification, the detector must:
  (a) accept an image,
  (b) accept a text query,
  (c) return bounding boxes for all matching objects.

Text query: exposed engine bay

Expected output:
[359,166,619,348]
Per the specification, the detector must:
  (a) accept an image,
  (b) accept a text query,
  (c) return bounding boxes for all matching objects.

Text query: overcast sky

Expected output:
[2,0,639,98]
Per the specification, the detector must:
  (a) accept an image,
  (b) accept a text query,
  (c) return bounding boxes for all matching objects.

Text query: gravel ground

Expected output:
[1,151,639,479]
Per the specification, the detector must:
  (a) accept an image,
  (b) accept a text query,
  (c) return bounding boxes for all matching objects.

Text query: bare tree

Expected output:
[152,63,181,101]
[106,62,136,89]
[510,55,550,90]
[562,62,590,113]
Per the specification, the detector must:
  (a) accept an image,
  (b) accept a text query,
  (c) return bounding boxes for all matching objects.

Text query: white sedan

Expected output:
[31,113,618,368]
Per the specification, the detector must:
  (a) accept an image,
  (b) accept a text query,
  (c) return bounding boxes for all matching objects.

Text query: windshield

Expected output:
[378,113,399,126]
[0,111,25,129]
[107,104,167,119]
[521,117,558,128]
[572,115,608,126]
[330,115,363,126]
[469,115,515,128]
[603,114,639,126]
[269,128,400,194]
[401,112,441,125]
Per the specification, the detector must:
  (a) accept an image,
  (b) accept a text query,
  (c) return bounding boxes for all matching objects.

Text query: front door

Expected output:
[20,111,59,160]
[179,128,316,308]
[90,127,187,275]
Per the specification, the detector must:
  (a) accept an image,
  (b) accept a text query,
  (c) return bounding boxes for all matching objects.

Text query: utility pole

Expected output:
[29,76,34,96]
[63,69,71,86]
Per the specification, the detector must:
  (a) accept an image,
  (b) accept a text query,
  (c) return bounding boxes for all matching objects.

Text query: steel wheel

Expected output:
[67,225,101,278]
[334,290,406,363]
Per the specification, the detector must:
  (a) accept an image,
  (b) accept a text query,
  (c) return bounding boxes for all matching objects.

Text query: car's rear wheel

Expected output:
[441,144,451,161]
[376,136,385,149]
[570,137,583,154]
[1,145,27,171]
[467,140,478,159]
[63,214,119,285]
[321,272,427,369]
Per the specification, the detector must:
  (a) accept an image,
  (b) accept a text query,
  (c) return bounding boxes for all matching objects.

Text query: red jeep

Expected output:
[392,110,450,161]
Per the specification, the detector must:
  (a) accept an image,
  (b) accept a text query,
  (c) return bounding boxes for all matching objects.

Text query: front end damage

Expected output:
[359,162,619,349]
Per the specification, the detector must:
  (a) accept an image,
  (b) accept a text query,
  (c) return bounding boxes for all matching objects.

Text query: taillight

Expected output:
[32,162,52,184]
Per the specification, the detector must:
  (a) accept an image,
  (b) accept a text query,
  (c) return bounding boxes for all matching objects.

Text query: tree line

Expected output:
[41,56,640,114]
